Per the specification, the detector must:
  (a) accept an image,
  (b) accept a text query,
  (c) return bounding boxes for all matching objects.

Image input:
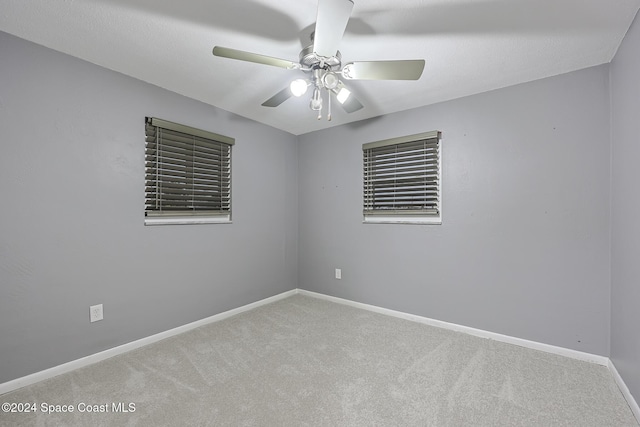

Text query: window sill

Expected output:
[144,215,231,226]
[363,216,441,225]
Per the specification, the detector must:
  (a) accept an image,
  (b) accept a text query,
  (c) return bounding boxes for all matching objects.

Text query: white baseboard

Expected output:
[297,289,610,366]
[609,359,640,423]
[0,289,297,396]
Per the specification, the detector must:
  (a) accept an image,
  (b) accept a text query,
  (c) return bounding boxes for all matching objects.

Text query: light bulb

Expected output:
[290,79,308,97]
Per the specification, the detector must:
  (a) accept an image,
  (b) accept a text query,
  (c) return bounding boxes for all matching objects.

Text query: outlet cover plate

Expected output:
[90,304,103,322]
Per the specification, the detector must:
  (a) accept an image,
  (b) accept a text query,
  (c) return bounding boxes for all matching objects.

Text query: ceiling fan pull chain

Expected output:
[327,88,332,121]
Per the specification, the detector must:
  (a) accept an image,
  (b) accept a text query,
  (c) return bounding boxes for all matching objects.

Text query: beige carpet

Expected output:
[1,294,637,426]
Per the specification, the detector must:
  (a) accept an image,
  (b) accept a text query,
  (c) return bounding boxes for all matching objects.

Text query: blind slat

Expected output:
[367,175,439,186]
[145,166,230,181]
[145,143,229,161]
[366,168,439,178]
[364,155,438,169]
[145,150,228,165]
[145,176,230,186]
[366,144,438,157]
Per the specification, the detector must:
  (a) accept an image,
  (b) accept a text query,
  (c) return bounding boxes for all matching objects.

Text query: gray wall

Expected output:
[298,65,612,356]
[0,32,298,383]
[611,11,640,401]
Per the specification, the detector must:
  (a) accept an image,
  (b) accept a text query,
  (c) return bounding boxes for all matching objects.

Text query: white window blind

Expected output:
[145,117,234,225]
[363,131,441,224]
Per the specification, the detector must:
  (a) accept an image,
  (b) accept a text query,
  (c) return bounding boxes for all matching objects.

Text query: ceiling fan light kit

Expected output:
[212,0,425,121]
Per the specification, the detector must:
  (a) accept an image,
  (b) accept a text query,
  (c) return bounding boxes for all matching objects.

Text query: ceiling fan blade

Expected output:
[342,60,425,80]
[213,46,299,70]
[262,87,293,107]
[331,81,363,113]
[313,0,354,58]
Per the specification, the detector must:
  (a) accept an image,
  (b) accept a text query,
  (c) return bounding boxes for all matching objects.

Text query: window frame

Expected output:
[362,130,442,225]
[144,117,234,226]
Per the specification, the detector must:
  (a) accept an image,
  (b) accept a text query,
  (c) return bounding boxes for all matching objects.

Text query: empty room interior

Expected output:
[1,0,640,425]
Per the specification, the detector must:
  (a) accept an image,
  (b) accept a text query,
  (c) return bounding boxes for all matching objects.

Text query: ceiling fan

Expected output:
[212,0,425,121]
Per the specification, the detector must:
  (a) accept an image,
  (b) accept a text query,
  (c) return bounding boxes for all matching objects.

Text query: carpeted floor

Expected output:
[1,294,637,426]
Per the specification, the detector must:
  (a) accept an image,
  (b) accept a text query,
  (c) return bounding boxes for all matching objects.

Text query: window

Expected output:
[363,131,441,224]
[144,117,234,225]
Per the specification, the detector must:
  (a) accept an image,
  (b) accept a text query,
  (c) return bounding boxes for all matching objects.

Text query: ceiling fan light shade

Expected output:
[332,82,363,113]
[321,72,340,90]
[290,79,308,97]
[336,86,351,104]
[310,87,323,111]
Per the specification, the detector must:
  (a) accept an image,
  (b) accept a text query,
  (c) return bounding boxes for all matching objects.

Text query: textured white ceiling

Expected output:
[1,0,639,135]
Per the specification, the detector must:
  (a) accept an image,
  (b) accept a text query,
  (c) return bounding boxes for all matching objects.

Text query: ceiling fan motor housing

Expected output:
[299,44,342,71]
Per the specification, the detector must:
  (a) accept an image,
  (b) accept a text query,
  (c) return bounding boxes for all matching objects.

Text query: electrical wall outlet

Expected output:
[90,304,103,323]
[335,268,342,280]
